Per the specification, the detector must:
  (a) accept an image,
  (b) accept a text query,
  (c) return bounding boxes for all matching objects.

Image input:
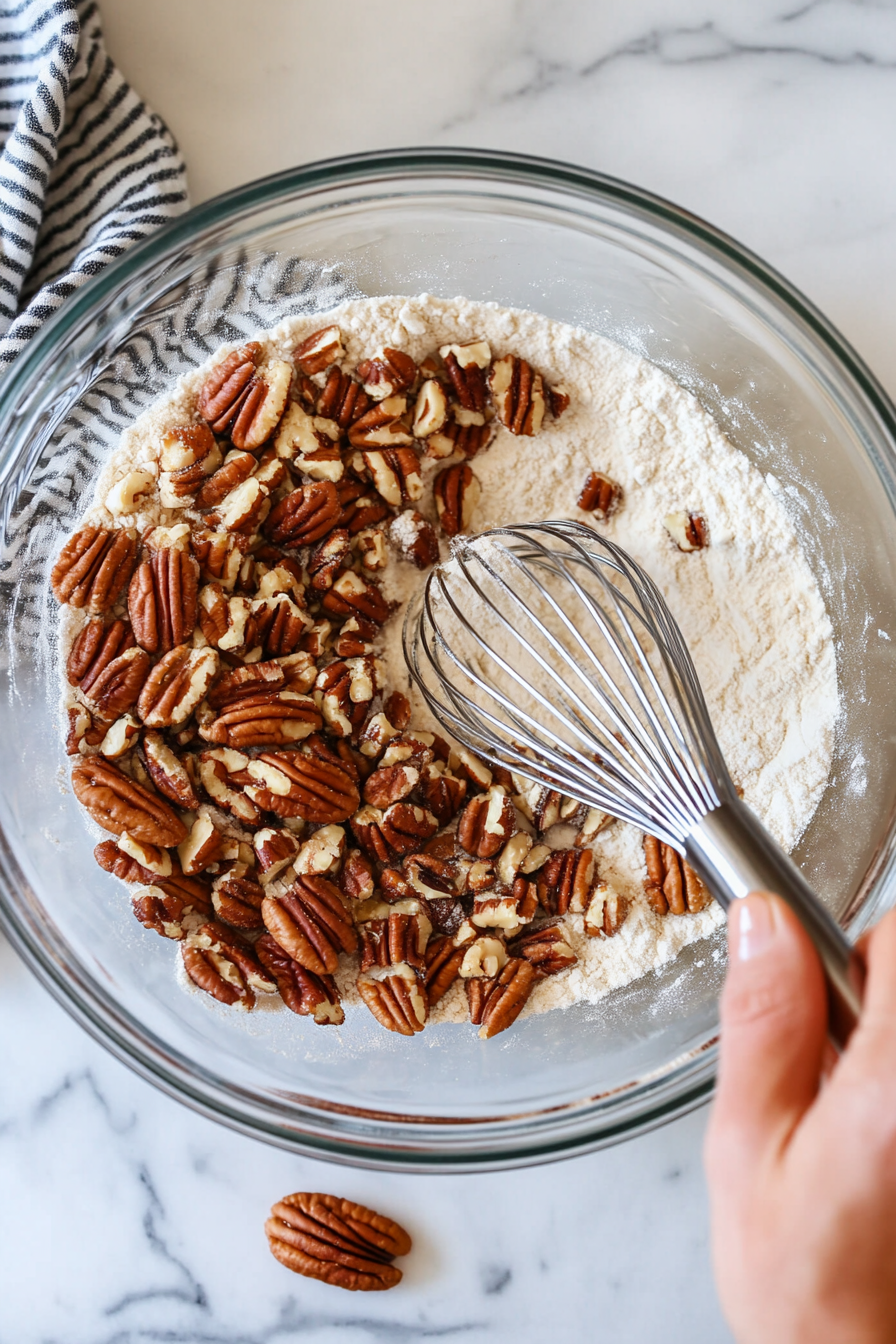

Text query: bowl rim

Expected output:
[2,145,895,1171]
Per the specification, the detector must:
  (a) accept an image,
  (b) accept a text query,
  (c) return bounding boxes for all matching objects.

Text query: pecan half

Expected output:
[350,809,389,862]
[433,462,480,537]
[51,527,138,613]
[379,802,438,855]
[664,512,709,552]
[489,354,546,436]
[212,868,265,931]
[72,757,186,846]
[361,446,422,508]
[510,920,577,976]
[317,366,370,428]
[251,594,308,658]
[201,690,322,749]
[94,839,212,913]
[245,745,360,824]
[265,481,341,547]
[536,848,594,916]
[578,470,622,519]
[417,763,466,826]
[84,645,151,717]
[207,659,284,707]
[359,908,431,973]
[439,340,491,413]
[425,416,493,461]
[357,964,428,1036]
[466,957,536,1038]
[308,528,351,591]
[67,617,135,691]
[266,1192,410,1290]
[141,730,200,808]
[137,645,220,728]
[294,325,344,376]
[255,935,344,1023]
[347,397,413,449]
[643,834,710,914]
[128,545,199,655]
[357,347,417,400]
[198,343,291,450]
[362,763,419,809]
[262,875,358,975]
[457,787,515,859]
[583,879,628,937]
[182,921,275,1008]
[423,934,468,1005]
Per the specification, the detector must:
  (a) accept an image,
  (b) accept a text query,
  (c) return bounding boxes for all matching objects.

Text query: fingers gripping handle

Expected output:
[686,799,865,1050]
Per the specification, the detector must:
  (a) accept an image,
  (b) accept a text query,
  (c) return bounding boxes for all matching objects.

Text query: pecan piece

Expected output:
[253,826,302,884]
[273,402,342,480]
[202,690,322,749]
[128,544,199,655]
[308,528,351,591]
[439,340,491,413]
[159,423,217,472]
[137,646,220,728]
[361,446,423,508]
[71,757,186,847]
[425,416,493,461]
[339,850,375,902]
[643,834,710,914]
[509,920,577,976]
[321,570,392,625]
[255,936,344,1023]
[294,325,344,376]
[412,378,448,438]
[212,868,265,931]
[457,787,515,859]
[362,763,420,809]
[191,526,249,591]
[194,450,256,509]
[51,526,138,613]
[536,848,594,916]
[132,887,191,940]
[67,617,135,691]
[317,366,370,428]
[417,763,466,826]
[347,397,413,449]
[266,1191,410,1290]
[262,875,357,975]
[583,879,628,937]
[207,659,285,707]
[466,957,536,1038]
[315,656,378,738]
[245,745,360,824]
[357,964,428,1036]
[141,730,200,809]
[388,509,439,569]
[433,462,480,536]
[197,748,263,827]
[198,584,256,654]
[548,383,571,418]
[665,512,709,551]
[94,839,211,913]
[251,593,309,658]
[380,802,438,855]
[489,354,546,436]
[423,934,468,1005]
[357,347,417,400]
[265,481,341,547]
[578,470,622,519]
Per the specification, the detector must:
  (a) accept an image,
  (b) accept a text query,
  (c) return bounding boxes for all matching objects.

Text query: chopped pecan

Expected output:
[433,462,480,536]
[132,887,191,940]
[51,526,139,613]
[412,378,448,438]
[471,876,537,932]
[255,936,344,1023]
[424,416,493,461]
[457,787,515,858]
[182,921,275,1009]
[212,868,265,931]
[137,645,220,728]
[357,964,427,1036]
[208,475,271,533]
[262,874,357,975]
[159,423,218,473]
[358,908,431,973]
[439,340,491,413]
[265,1191,410,1290]
[466,957,536,1038]
[388,509,439,570]
[423,935,467,1004]
[65,704,95,755]
[321,570,392,625]
[315,657,377,738]
[178,811,227,875]
[353,526,388,572]
[94,839,212,912]
[160,446,224,508]
[362,763,419,809]
[339,850,375,902]
[536,848,594,916]
[294,823,346,877]
[489,354,546,436]
[198,343,291,450]
[253,826,302,883]
[72,757,187,846]
[578,470,622,519]
[317,366,371,428]
[308,528,351,591]
[67,617,135,691]
[245,745,360,824]
[583,879,628,937]
[643,834,710,914]
[128,544,199,655]
[251,593,309,657]
[357,347,417,400]
[273,402,342,480]
[198,584,256,654]
[459,935,508,979]
[417,763,466,826]
[358,447,420,509]
[265,481,341,547]
[664,512,709,552]
[196,748,263,827]
[510,920,577,976]
[379,803,438,855]
[294,325,343,376]
[191,527,249,591]
[194,450,256,509]
[548,383,570,418]
[347,397,413,450]
[574,807,614,847]
[141,730,200,809]
[98,714,141,758]
[349,805,390,863]
[202,689,322,749]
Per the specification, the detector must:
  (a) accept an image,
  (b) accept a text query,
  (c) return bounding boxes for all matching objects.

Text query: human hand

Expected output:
[705,892,896,1344]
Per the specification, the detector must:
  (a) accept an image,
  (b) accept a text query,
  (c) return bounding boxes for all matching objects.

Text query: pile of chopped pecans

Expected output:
[52,322,709,1042]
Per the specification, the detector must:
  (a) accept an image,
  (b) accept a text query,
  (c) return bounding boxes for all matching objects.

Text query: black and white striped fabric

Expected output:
[0,0,188,369]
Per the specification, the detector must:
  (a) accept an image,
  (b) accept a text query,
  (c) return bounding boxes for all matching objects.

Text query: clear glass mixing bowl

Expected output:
[2,149,895,1171]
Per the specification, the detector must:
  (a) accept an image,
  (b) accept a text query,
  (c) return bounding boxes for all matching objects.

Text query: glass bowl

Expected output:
[2,148,895,1172]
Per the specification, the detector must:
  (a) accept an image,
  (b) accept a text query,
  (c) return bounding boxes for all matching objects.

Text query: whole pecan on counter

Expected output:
[255,935,344,1023]
[643,834,710,915]
[72,757,186,847]
[266,1192,411,1290]
[51,526,139,614]
[466,956,536,1039]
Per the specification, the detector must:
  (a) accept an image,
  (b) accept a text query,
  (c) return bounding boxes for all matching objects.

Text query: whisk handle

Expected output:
[686,799,864,1050]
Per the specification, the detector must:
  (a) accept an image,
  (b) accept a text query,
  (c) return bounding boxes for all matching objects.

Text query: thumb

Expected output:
[708,891,828,1171]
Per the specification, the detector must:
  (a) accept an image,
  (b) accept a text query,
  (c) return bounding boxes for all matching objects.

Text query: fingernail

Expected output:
[733,893,777,960]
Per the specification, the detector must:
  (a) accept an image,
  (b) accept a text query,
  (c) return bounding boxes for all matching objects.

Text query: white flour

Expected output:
[67,293,840,1023]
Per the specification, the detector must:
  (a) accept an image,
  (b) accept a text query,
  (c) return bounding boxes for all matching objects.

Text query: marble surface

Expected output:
[5,1,896,1338]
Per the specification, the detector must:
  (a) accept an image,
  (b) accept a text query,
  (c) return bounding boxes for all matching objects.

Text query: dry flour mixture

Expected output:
[57,293,840,1028]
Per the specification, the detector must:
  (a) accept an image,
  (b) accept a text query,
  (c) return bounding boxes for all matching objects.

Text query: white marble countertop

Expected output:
[4,2,896,1339]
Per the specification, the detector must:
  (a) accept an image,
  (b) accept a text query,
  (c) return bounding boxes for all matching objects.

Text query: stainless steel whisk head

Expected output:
[403,519,864,1046]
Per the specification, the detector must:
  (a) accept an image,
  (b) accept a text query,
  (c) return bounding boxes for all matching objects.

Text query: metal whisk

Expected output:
[403,519,863,1046]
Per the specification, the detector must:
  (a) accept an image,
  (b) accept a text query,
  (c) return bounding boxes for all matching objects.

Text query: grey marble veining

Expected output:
[5,0,896,1338]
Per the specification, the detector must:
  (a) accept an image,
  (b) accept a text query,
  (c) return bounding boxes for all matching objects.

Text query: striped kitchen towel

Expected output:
[0,0,188,369]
